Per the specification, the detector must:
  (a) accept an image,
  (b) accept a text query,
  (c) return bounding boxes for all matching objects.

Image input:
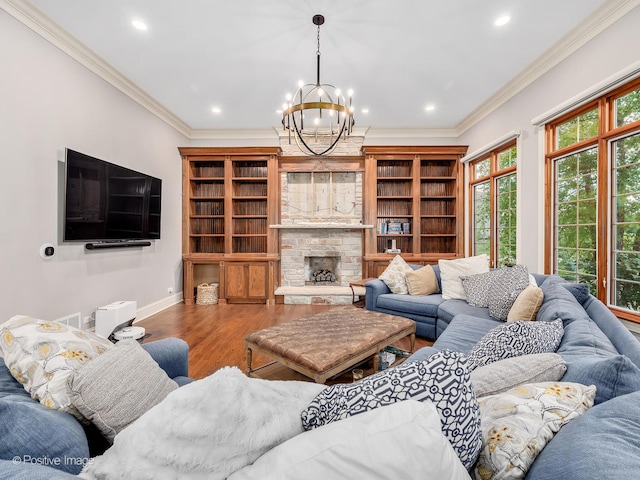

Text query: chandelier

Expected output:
[281,14,355,156]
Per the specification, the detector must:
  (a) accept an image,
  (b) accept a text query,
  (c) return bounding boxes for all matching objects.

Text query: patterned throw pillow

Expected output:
[487,265,531,320]
[378,255,413,294]
[467,319,564,371]
[0,315,113,413]
[475,382,596,480]
[301,350,482,470]
[461,270,500,307]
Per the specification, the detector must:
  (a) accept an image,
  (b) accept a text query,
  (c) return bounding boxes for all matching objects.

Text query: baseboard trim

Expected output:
[134,292,184,323]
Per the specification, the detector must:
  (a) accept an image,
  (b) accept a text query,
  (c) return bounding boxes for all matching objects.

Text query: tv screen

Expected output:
[64,149,162,241]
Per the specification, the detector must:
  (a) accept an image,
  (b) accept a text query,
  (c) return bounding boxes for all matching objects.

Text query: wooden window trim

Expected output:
[544,77,640,324]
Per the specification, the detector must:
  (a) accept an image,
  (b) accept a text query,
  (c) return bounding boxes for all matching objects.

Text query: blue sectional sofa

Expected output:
[0,337,191,479]
[366,264,504,339]
[388,272,640,478]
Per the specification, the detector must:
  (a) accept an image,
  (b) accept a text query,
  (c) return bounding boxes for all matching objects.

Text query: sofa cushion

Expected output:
[437,299,494,323]
[475,382,596,480]
[378,255,413,294]
[433,314,500,353]
[470,353,567,398]
[525,390,640,480]
[559,353,640,405]
[439,254,490,300]
[536,276,589,326]
[487,265,530,321]
[405,265,440,296]
[68,339,179,442]
[460,270,499,307]
[0,394,89,475]
[376,293,444,318]
[0,315,112,413]
[301,350,482,470]
[467,319,564,371]
[559,283,591,305]
[507,284,544,322]
[229,401,471,480]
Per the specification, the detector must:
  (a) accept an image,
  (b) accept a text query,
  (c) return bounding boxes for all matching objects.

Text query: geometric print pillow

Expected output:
[467,319,564,372]
[487,265,531,321]
[301,350,482,470]
[461,270,500,308]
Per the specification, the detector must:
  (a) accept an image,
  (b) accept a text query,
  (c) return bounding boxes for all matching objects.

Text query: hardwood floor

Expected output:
[138,303,432,380]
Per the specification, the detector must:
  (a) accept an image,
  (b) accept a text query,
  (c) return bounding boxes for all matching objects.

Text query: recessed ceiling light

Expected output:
[494,15,511,26]
[211,107,222,114]
[425,104,436,112]
[361,108,370,114]
[131,19,148,31]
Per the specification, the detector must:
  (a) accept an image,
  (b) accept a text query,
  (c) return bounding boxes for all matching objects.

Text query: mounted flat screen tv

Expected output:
[64,149,162,242]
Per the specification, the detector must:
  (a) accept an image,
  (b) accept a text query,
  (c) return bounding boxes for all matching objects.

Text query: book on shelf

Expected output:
[402,222,411,234]
[387,222,402,234]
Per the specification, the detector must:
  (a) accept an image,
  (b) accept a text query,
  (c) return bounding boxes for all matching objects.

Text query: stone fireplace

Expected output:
[305,256,340,285]
[273,132,370,304]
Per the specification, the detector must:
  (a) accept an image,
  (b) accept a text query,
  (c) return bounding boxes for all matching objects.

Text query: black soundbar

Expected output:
[85,240,152,250]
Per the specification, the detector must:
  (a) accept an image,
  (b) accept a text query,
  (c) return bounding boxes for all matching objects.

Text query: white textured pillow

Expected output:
[439,254,489,300]
[81,367,326,480]
[378,255,413,294]
[475,382,596,480]
[68,339,178,442]
[229,401,471,480]
[0,315,113,413]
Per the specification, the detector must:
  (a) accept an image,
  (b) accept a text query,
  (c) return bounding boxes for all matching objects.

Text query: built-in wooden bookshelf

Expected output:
[179,147,280,305]
[363,146,467,277]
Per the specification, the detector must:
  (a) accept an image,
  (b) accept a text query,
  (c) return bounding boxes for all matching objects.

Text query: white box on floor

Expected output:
[95,301,137,339]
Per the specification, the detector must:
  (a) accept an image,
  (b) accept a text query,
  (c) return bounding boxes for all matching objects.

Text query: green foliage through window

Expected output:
[612,132,640,311]
[496,173,517,266]
[556,108,598,149]
[554,148,597,294]
[615,88,640,127]
[473,182,490,256]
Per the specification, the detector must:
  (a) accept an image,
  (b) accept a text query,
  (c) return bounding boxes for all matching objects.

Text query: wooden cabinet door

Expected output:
[224,262,268,301]
[247,263,267,298]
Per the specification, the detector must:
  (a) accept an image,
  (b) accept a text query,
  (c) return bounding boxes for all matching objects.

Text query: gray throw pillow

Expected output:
[470,353,567,397]
[467,319,564,371]
[67,339,178,442]
[487,265,530,320]
[461,270,499,308]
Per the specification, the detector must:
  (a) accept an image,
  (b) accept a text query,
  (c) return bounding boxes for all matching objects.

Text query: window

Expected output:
[546,78,640,321]
[469,142,517,267]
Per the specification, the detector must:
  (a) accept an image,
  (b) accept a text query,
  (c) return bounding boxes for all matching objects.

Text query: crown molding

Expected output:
[1,0,192,137]
[456,0,640,135]
[364,127,459,139]
[4,0,639,142]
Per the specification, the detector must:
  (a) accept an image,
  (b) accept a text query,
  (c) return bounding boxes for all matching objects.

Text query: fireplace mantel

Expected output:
[270,223,373,229]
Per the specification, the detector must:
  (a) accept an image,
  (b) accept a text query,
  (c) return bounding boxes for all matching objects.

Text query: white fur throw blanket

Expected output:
[80,367,325,480]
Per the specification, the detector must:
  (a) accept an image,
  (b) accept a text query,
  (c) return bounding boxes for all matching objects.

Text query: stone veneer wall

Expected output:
[277,133,366,304]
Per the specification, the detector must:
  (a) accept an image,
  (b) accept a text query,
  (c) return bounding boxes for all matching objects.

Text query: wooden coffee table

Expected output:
[245,306,416,384]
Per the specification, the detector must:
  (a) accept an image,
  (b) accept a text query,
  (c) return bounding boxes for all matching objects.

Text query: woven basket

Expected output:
[196,283,219,305]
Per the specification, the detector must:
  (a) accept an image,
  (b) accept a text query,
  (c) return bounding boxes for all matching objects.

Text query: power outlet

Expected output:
[168,287,174,295]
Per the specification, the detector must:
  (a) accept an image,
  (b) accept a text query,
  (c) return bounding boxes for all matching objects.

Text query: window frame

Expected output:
[545,76,640,323]
[468,140,517,267]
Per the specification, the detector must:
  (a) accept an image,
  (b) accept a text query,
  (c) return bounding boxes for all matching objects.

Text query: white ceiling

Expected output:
[15,0,620,136]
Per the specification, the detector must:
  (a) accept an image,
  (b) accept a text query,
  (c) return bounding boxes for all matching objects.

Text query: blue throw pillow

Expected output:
[559,283,591,306]
[526,390,640,479]
[467,319,564,371]
[0,395,89,475]
[301,350,482,470]
[560,353,640,405]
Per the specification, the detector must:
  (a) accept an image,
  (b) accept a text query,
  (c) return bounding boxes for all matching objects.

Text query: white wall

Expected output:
[458,5,640,273]
[0,10,187,324]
